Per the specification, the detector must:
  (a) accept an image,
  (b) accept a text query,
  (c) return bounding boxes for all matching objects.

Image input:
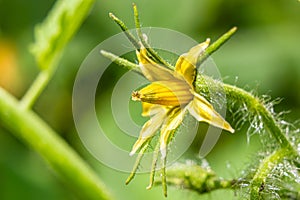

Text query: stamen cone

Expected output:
[132,91,141,101]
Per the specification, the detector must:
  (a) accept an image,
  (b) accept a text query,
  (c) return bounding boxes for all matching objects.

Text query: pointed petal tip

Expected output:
[142,33,148,42]
[221,120,235,133]
[163,191,168,197]
[108,12,115,18]
[225,124,235,134]
[146,185,152,190]
[129,150,136,156]
[160,146,167,159]
[231,26,238,32]
[205,38,211,44]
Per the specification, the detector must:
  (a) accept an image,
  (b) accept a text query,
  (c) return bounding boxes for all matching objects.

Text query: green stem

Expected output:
[23,0,95,109]
[249,148,289,199]
[0,88,113,200]
[195,76,299,158]
[197,27,237,65]
[155,162,242,194]
[225,85,297,156]
[20,68,54,110]
[196,76,299,199]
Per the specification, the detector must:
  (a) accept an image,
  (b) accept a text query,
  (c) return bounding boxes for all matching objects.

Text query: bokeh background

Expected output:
[0,0,299,199]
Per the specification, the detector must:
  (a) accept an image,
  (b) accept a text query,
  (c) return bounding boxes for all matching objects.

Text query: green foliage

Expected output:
[30,0,95,70]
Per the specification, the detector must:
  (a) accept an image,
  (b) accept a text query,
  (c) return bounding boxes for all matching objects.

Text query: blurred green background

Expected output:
[0,0,299,199]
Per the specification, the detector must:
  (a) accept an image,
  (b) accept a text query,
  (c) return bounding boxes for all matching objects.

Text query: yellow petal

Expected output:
[188,92,234,133]
[132,80,193,106]
[130,110,166,156]
[159,107,186,158]
[175,39,210,86]
[141,102,164,117]
[136,48,175,81]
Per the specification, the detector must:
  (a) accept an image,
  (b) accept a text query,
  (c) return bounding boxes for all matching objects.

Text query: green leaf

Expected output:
[30,0,95,70]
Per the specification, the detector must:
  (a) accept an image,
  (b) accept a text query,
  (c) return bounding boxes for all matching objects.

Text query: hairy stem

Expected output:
[196,76,299,198]
[249,148,289,199]
[0,88,113,200]
[155,162,243,194]
[196,76,298,158]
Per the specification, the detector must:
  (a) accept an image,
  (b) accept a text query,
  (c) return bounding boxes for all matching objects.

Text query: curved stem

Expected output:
[249,148,289,199]
[196,76,299,199]
[195,76,299,158]
[0,88,113,200]
[246,91,292,154]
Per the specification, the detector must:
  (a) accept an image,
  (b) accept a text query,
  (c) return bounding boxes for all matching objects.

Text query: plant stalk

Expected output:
[0,88,113,200]
[249,148,289,199]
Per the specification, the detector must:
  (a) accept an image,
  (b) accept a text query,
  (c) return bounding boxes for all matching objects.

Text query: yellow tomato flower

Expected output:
[130,38,234,159]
